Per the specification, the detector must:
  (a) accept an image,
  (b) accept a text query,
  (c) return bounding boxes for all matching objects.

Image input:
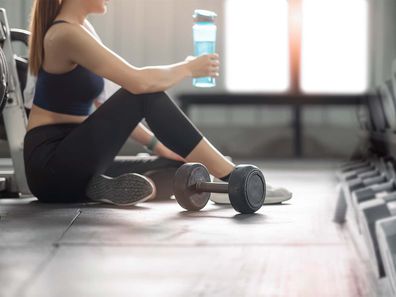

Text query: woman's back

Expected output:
[27,20,103,131]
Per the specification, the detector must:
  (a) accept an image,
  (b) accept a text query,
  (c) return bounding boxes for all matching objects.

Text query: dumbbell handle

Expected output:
[195,181,228,193]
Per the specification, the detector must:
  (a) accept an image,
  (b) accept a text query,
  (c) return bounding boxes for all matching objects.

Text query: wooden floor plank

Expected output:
[22,245,373,297]
[0,200,82,247]
[0,247,55,297]
[58,164,342,246]
[1,161,385,297]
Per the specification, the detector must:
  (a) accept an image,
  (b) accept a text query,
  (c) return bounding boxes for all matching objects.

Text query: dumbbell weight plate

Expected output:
[369,89,387,132]
[357,104,371,131]
[228,165,266,214]
[379,80,396,131]
[391,58,396,101]
[173,163,211,211]
[0,48,7,110]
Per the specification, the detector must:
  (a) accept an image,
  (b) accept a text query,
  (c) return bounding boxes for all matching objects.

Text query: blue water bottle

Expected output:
[192,9,217,88]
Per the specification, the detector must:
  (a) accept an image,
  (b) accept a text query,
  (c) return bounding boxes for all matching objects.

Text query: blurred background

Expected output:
[0,0,389,159]
[3,2,396,295]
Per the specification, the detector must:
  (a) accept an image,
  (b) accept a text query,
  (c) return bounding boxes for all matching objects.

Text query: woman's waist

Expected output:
[25,105,84,155]
[27,104,87,133]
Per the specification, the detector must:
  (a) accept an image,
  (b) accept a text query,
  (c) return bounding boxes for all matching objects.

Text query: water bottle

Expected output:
[192,9,217,88]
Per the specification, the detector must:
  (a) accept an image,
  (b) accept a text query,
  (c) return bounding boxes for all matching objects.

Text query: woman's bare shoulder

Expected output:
[44,22,85,48]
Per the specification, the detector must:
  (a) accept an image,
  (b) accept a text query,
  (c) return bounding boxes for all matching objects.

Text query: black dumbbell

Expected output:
[173,163,266,214]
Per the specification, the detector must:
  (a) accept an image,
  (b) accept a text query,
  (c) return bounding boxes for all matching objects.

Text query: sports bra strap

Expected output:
[52,20,69,26]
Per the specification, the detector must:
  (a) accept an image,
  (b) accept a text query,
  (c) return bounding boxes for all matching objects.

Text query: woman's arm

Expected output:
[48,24,219,94]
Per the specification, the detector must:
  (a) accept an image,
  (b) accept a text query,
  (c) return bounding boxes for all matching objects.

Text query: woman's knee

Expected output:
[143,91,178,118]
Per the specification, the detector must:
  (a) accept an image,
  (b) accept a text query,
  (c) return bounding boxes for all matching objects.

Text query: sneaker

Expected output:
[209,177,292,205]
[264,184,293,204]
[86,173,156,206]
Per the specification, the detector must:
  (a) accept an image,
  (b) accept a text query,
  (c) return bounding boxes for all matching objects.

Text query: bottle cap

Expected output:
[193,9,217,23]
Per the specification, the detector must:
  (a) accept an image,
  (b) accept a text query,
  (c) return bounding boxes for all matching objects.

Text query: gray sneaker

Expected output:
[86,173,156,206]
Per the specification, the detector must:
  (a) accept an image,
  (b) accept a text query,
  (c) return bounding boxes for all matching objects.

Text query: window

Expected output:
[225,0,290,92]
[301,0,368,94]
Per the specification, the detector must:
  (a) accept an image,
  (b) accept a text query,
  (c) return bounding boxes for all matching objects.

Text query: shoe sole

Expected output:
[263,193,293,205]
[86,173,156,206]
[210,194,293,205]
[210,175,293,205]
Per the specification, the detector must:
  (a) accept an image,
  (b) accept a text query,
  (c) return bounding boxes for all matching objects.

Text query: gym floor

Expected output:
[0,161,384,297]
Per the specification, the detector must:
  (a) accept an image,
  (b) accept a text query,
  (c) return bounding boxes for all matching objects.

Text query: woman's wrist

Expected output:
[183,59,193,77]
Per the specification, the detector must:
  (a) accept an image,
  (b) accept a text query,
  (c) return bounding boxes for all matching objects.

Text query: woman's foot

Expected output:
[209,179,292,205]
[263,184,293,204]
[86,173,156,206]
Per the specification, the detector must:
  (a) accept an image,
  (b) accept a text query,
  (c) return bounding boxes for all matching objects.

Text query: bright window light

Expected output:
[225,0,289,93]
[301,0,368,94]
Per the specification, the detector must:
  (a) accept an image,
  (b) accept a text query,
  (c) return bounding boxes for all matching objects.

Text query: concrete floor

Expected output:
[0,161,383,297]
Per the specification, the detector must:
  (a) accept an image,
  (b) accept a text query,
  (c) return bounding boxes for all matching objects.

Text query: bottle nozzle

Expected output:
[193,9,217,22]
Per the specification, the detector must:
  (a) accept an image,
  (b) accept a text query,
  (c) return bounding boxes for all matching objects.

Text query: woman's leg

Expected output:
[49,89,233,198]
[139,91,235,178]
[184,138,235,179]
[104,156,183,177]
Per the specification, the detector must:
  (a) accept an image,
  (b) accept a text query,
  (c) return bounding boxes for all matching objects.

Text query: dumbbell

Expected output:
[376,216,396,293]
[346,159,391,192]
[343,163,395,226]
[352,163,396,208]
[358,192,396,278]
[334,157,389,223]
[173,163,266,214]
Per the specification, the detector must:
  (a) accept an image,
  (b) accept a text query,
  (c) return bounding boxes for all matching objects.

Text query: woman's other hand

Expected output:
[185,53,220,78]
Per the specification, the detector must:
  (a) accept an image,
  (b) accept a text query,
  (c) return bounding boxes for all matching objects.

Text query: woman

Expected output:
[24,0,292,206]
[23,17,186,201]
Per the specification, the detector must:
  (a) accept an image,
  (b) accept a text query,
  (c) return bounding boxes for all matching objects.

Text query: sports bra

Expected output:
[33,20,105,116]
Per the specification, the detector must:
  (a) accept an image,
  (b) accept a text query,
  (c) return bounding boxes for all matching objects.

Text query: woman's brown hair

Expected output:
[29,0,63,75]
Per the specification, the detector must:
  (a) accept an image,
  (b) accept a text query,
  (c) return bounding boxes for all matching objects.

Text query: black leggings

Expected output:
[23,89,203,203]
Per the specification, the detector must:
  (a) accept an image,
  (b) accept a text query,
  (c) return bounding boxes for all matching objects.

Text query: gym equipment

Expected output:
[0,46,7,109]
[357,102,373,131]
[346,159,390,192]
[334,158,373,223]
[337,163,376,182]
[352,162,396,208]
[391,59,396,102]
[354,164,396,277]
[379,80,396,131]
[173,163,266,214]
[336,151,381,181]
[0,8,30,196]
[335,160,396,277]
[334,157,389,223]
[10,28,29,96]
[376,216,396,294]
[340,159,368,170]
[367,88,387,132]
[358,194,396,278]
[336,161,371,181]
[338,156,383,182]
[333,61,396,289]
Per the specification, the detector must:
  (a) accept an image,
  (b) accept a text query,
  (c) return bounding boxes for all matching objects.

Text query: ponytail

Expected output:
[29,0,63,75]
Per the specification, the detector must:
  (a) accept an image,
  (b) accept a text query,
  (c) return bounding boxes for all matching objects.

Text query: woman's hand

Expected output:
[153,142,186,162]
[185,54,220,78]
